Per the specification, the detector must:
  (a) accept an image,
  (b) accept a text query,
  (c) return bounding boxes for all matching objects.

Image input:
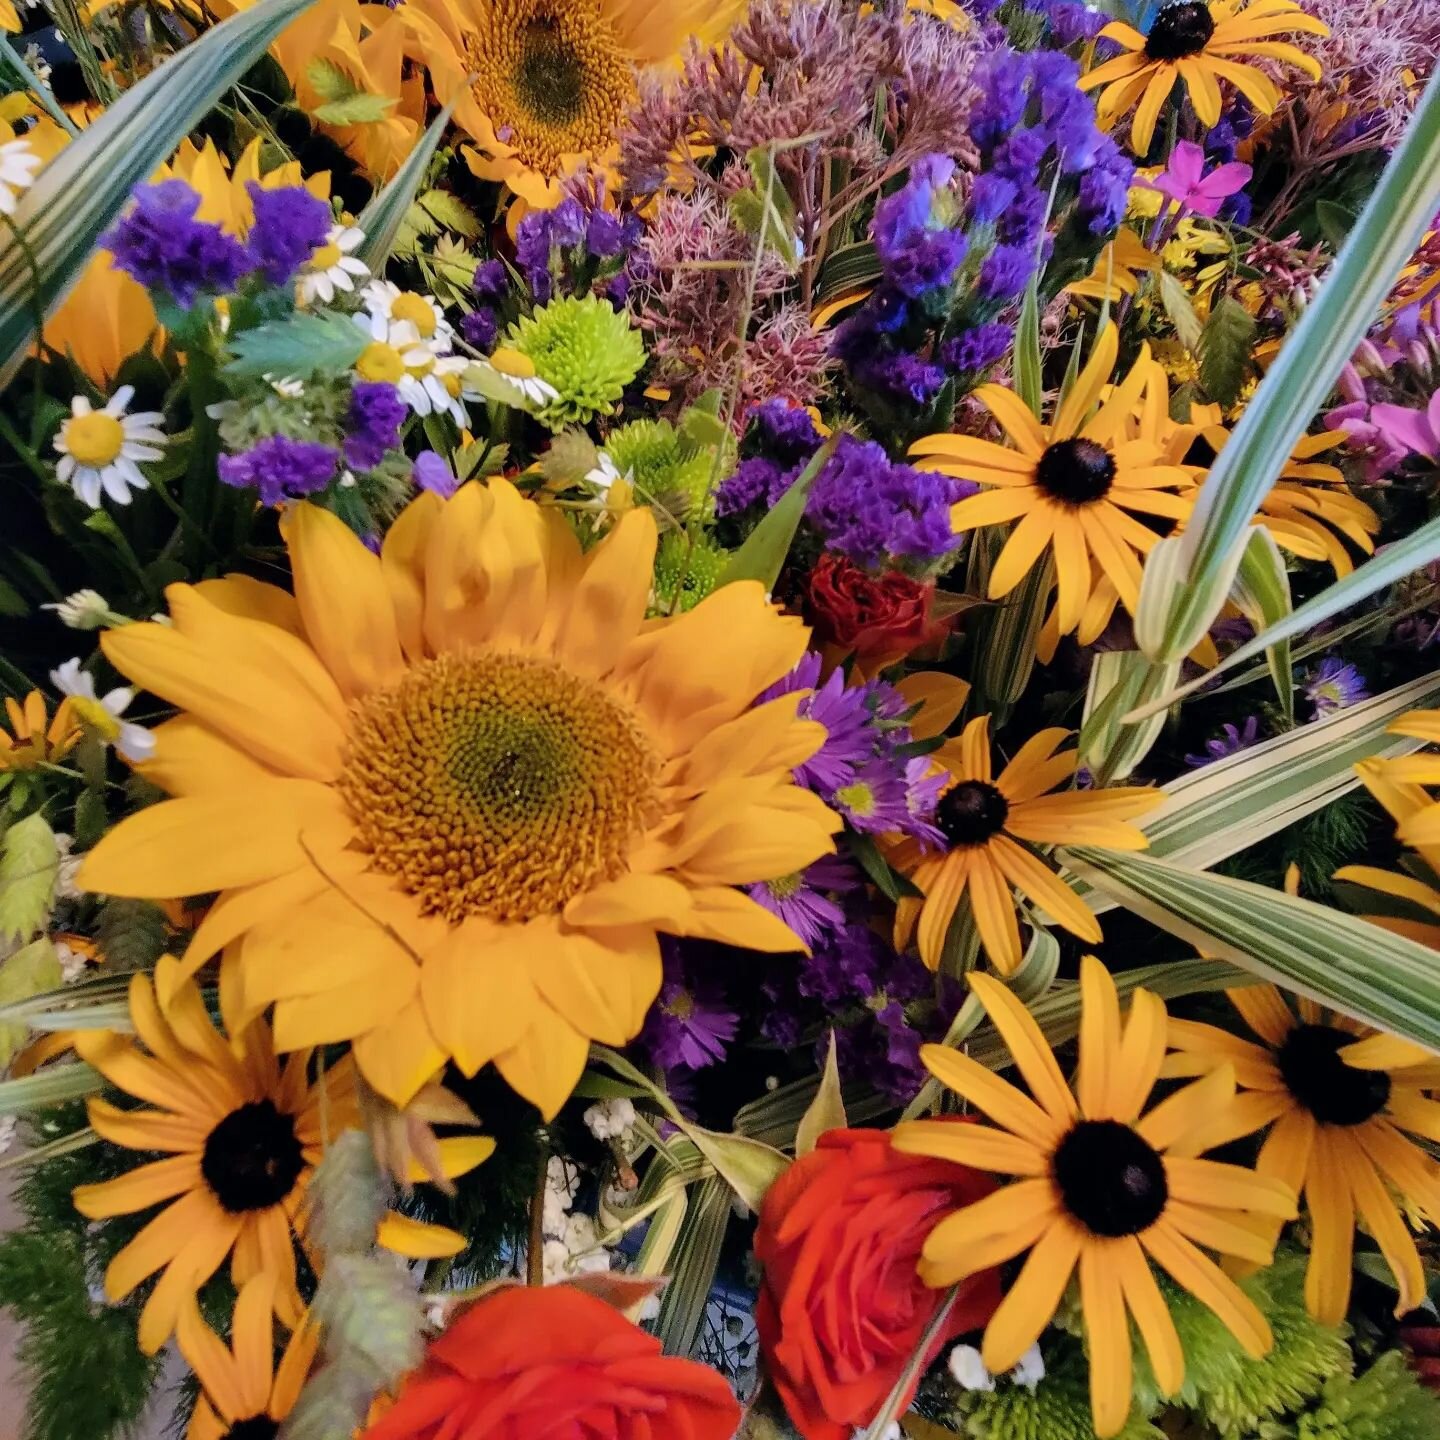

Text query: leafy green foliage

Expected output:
[95,897,169,972]
[1198,295,1257,407]
[305,58,398,125]
[1291,1350,1440,1439]
[0,812,57,942]
[0,937,62,1066]
[225,311,369,382]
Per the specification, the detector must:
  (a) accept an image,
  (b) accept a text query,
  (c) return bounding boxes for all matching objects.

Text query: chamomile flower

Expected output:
[362,278,454,346]
[463,347,562,415]
[52,386,165,509]
[297,224,369,305]
[0,137,41,215]
[352,313,454,419]
[50,657,154,764]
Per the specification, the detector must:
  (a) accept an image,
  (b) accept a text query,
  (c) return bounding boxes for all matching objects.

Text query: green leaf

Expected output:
[1014,273,1043,416]
[313,93,398,126]
[1197,293,1256,406]
[967,526,1052,712]
[1158,269,1204,354]
[1230,527,1294,723]
[306,57,357,104]
[0,1063,103,1114]
[1134,71,1440,663]
[355,96,457,273]
[1315,199,1356,248]
[729,145,801,272]
[417,190,481,240]
[719,431,841,592]
[1081,651,1182,783]
[224,309,367,381]
[794,1032,846,1157]
[815,240,881,307]
[652,1177,729,1356]
[0,812,57,943]
[1060,846,1440,1052]
[0,0,318,383]
[0,938,63,1068]
[845,830,922,900]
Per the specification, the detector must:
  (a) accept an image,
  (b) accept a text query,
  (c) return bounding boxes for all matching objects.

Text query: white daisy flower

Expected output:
[584,450,629,497]
[352,312,456,418]
[298,224,369,305]
[50,657,155,764]
[361,278,454,346]
[0,138,42,216]
[52,386,165,509]
[462,349,560,415]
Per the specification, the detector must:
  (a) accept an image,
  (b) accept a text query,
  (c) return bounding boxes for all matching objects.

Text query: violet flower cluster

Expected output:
[512,189,641,307]
[217,435,338,508]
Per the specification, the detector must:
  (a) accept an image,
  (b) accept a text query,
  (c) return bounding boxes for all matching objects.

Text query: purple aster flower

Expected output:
[830,758,914,834]
[638,940,739,1072]
[761,656,874,792]
[1077,138,1136,236]
[976,242,1035,302]
[1184,715,1262,769]
[586,208,629,259]
[217,435,338,507]
[942,322,1013,374]
[246,183,331,287]
[748,854,861,948]
[103,180,250,309]
[344,381,405,471]
[1305,657,1370,718]
[903,755,948,848]
[413,450,458,498]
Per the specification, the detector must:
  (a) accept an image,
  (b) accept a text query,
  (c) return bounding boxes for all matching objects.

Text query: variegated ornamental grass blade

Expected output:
[1060,846,1440,1054]
[1133,69,1440,663]
[1080,670,1440,914]
[355,95,458,273]
[0,0,316,385]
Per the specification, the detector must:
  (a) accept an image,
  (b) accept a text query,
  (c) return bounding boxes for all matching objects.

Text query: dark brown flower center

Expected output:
[1035,438,1116,505]
[935,780,1010,847]
[224,1419,280,1440]
[1053,1119,1169,1236]
[1144,2,1216,60]
[1277,1023,1392,1127]
[202,1099,305,1213]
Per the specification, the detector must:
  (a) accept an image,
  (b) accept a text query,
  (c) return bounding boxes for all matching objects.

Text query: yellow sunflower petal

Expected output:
[1116,1237,1184,1398]
[673,884,811,953]
[989,837,1101,945]
[976,384,1048,456]
[1136,1064,1236,1152]
[138,717,278,797]
[533,925,662,1046]
[1141,1220,1272,1357]
[382,489,444,662]
[1076,955,1122,1118]
[969,849,1024,974]
[917,849,972,972]
[1111,988,1169,1125]
[889,1117,1050,1176]
[553,505,656,677]
[352,997,448,1109]
[72,1154,203,1220]
[969,972,1079,1123]
[987,507,1056,600]
[1346,1142,1427,1316]
[1054,323,1119,441]
[1226,984,1295,1046]
[1130,68,1178,155]
[377,1212,467,1259]
[1302,1126,1356,1324]
[979,1218,1084,1372]
[175,1292,248,1425]
[493,1004,590,1120]
[1080,1242,1133,1439]
[229,1273,279,1416]
[915,1045,1064,1146]
[916,1179,1059,1285]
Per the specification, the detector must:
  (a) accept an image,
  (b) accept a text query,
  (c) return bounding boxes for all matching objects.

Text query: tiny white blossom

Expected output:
[1012,1344,1045,1390]
[948,1344,996,1392]
[22,44,51,87]
[584,451,629,498]
[298,224,369,306]
[0,138,41,216]
[583,1096,636,1141]
[0,1115,15,1157]
[55,939,89,983]
[42,589,114,630]
[50,657,154,763]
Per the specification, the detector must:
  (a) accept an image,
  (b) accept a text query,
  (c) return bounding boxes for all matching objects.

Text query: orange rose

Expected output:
[756,1127,1001,1440]
[361,1285,740,1440]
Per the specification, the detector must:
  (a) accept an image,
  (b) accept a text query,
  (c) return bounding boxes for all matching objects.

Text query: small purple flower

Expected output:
[967,174,1019,227]
[246,183,331,287]
[830,759,913,834]
[638,941,739,1072]
[472,259,509,302]
[460,308,499,350]
[344,381,406,471]
[942,322,1013,374]
[217,435,338,507]
[762,657,874,792]
[413,449,458,498]
[1184,715,1262,768]
[748,855,860,948]
[1049,1,1106,44]
[873,154,966,299]
[103,180,250,309]
[1305,657,1369,718]
[1146,142,1252,219]
[976,242,1035,301]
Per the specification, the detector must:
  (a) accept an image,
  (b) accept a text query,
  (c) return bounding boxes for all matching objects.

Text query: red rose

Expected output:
[805,554,947,669]
[362,1285,739,1440]
[755,1127,1001,1440]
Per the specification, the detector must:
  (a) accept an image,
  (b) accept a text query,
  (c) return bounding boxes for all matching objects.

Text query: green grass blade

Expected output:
[1133,69,1440,662]
[355,96,457,273]
[0,0,316,382]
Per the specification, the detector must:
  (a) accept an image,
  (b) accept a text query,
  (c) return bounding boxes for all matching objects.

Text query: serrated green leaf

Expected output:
[417,190,481,240]
[0,812,57,943]
[0,0,318,383]
[1198,293,1256,406]
[1158,269,1204,354]
[225,309,367,381]
[313,93,398,126]
[729,145,801,272]
[306,56,357,105]
[0,937,62,1067]
[356,98,457,273]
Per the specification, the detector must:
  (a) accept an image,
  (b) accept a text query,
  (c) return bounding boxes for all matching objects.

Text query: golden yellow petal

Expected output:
[979,1218,1084,1371]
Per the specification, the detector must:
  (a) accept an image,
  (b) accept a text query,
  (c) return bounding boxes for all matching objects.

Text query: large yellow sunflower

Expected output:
[911,325,1191,638]
[887,716,1161,974]
[80,482,838,1119]
[1078,0,1327,156]
[407,0,744,207]
[1165,984,1440,1323]
[894,960,1298,1439]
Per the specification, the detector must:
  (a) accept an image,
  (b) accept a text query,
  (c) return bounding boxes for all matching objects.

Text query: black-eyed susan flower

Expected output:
[70,959,486,1353]
[0,690,79,775]
[886,716,1161,974]
[911,325,1191,638]
[1357,711,1440,857]
[79,483,839,1121]
[1078,0,1327,156]
[176,1274,317,1440]
[894,959,1298,1439]
[1165,984,1440,1324]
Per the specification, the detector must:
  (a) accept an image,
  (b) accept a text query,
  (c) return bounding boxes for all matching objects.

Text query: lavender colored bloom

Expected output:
[748,854,860,948]
[1305,657,1370,717]
[246,183,330,287]
[413,450,458,498]
[103,180,250,309]
[344,381,405,471]
[586,208,629,258]
[472,259,509,302]
[460,308,499,350]
[830,758,914,834]
[967,173,1019,226]
[903,755,948,849]
[1049,1,1106,44]
[942,322,1013,374]
[761,656,873,792]
[1077,137,1135,235]
[638,940,739,1072]
[745,396,822,467]
[218,435,338,507]
[976,242,1035,301]
[873,154,965,299]
[1184,715,1262,768]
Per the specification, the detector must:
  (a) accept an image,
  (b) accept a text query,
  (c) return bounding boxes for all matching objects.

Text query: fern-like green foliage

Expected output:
[1198,294,1258,408]
[1290,1351,1440,1440]
[0,812,58,943]
[94,897,170,972]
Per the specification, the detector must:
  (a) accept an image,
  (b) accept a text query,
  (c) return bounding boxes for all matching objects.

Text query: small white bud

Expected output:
[42,589,114,630]
[1012,1343,1045,1390]
[948,1344,996,1392]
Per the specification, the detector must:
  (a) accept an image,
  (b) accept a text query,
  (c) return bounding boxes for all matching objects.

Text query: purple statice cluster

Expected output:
[460,260,509,352]
[343,382,406,471]
[716,400,971,570]
[217,435,338,507]
[105,179,332,309]
[512,186,641,307]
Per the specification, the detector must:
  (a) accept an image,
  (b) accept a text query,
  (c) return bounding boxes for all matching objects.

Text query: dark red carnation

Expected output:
[805,554,946,668]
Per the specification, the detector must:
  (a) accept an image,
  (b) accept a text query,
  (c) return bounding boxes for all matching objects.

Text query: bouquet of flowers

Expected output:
[3,0,1440,1437]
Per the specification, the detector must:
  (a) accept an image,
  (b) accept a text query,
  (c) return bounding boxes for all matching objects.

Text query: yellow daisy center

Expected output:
[68,695,120,741]
[1144,0,1216,60]
[464,0,634,176]
[338,652,661,924]
[491,346,537,379]
[357,341,408,384]
[391,291,439,338]
[65,412,125,468]
[309,241,343,270]
[1035,438,1117,506]
[442,371,464,398]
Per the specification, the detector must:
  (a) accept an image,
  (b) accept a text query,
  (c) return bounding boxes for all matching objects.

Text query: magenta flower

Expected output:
[1370,389,1440,462]
[1148,142,1251,219]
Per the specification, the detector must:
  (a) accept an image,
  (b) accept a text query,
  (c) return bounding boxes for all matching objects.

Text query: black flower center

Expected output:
[935,780,1010,847]
[1035,439,1116,506]
[202,1099,305,1214]
[1144,1,1216,60]
[517,17,585,125]
[1277,1024,1392,1127]
[1183,434,1218,468]
[1053,1120,1170,1237]
[224,1419,280,1440]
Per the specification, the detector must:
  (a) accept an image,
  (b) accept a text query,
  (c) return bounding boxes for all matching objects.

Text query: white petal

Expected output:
[106,385,135,415]
[100,685,135,715]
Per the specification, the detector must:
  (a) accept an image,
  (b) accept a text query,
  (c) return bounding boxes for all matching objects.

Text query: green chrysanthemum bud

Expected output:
[507,295,645,430]
[1293,1350,1440,1440]
[606,419,715,520]
[653,531,730,613]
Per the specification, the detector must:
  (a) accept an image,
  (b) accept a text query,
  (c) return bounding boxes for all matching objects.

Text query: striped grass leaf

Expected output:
[652,1175,729,1356]
[1127,511,1440,721]
[1132,70,1440,663]
[734,1072,891,1148]
[0,0,316,382]
[1081,650,1182,783]
[1014,271,1043,416]
[1059,847,1440,1052]
[1231,527,1294,723]
[1081,671,1440,914]
[0,1062,102,1113]
[967,528,1053,714]
[355,96,457,273]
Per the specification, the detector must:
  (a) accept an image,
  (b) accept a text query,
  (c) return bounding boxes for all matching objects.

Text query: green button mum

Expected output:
[507,294,646,430]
